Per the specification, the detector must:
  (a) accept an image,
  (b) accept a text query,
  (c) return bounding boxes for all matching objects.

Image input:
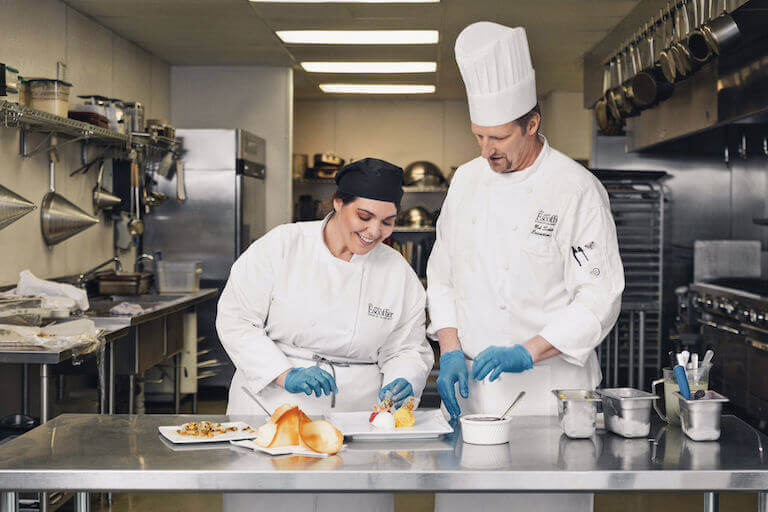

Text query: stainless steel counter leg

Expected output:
[174,353,181,414]
[629,311,635,388]
[40,364,50,424]
[605,326,612,387]
[1,492,18,512]
[192,393,198,414]
[74,492,89,512]
[109,342,115,415]
[98,346,106,415]
[703,491,718,512]
[22,364,28,416]
[613,323,619,387]
[128,374,135,415]
[758,492,768,512]
[639,310,646,391]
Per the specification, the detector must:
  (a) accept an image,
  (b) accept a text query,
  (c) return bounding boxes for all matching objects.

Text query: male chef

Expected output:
[427,21,624,511]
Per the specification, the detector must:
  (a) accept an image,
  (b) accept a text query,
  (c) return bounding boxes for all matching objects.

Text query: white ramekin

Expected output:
[459,414,514,445]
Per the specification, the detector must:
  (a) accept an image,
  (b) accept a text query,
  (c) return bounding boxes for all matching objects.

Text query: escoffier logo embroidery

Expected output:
[368,303,394,320]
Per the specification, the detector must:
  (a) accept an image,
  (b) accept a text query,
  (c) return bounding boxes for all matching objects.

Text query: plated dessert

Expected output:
[254,404,344,455]
[177,421,253,438]
[369,396,417,430]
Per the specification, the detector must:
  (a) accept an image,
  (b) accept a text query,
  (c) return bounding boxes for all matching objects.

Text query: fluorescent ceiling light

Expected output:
[319,84,436,94]
[253,0,438,2]
[277,30,439,45]
[301,61,437,73]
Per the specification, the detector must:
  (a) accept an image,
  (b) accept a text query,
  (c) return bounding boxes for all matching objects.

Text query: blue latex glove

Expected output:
[284,366,338,397]
[437,350,469,419]
[472,345,534,381]
[379,378,414,408]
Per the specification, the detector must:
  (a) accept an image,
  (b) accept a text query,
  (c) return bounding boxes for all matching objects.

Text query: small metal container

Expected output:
[676,391,729,441]
[552,389,601,439]
[96,273,152,296]
[599,388,658,438]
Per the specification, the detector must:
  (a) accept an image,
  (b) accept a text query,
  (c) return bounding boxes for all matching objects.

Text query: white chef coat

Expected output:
[427,136,623,416]
[217,215,433,512]
[428,137,621,512]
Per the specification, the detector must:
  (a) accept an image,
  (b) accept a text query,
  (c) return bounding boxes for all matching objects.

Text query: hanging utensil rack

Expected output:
[0,100,178,160]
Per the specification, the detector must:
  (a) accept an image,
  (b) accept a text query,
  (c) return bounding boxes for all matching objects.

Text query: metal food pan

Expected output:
[552,390,601,439]
[676,391,729,442]
[599,388,658,438]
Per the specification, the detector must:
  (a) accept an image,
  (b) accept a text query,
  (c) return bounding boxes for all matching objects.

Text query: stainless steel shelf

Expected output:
[0,100,177,154]
[392,226,436,233]
[402,185,448,193]
[294,178,448,194]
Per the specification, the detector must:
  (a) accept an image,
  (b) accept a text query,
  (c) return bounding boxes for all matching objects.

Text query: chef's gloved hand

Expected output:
[284,366,338,397]
[379,378,414,408]
[437,350,469,419]
[472,345,533,381]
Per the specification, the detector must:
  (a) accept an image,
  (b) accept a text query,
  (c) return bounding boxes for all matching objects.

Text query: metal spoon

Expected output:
[241,386,273,417]
[466,391,526,422]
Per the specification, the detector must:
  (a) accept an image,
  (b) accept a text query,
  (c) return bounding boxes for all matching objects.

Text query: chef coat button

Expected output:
[471,217,477,224]
[511,225,518,231]
[500,305,507,310]
[526,187,533,194]
[503,264,509,271]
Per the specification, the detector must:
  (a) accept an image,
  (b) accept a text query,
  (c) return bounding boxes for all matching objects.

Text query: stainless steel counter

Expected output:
[0,324,130,365]
[0,413,767,494]
[84,289,218,327]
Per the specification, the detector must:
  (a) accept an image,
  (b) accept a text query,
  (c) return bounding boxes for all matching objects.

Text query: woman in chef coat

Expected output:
[217,157,434,512]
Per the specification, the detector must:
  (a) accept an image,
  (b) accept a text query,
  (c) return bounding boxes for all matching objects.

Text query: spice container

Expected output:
[599,388,658,438]
[676,391,729,441]
[552,389,601,439]
[28,79,72,117]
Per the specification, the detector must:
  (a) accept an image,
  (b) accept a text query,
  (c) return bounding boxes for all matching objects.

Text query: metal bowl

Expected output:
[403,161,445,187]
[397,206,433,228]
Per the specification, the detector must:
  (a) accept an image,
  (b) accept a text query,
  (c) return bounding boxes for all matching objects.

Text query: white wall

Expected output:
[294,94,593,183]
[0,0,171,286]
[540,91,593,162]
[170,66,294,231]
[294,99,477,182]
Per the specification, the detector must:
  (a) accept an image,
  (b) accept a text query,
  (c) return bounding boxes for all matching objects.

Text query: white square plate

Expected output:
[230,439,343,458]
[326,409,453,441]
[158,421,258,444]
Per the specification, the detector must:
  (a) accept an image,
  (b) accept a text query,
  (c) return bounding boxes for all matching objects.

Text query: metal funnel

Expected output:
[0,184,36,231]
[40,192,100,246]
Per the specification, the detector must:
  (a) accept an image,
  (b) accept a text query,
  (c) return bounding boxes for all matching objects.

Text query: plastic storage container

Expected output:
[552,389,601,439]
[600,388,658,438]
[156,261,202,293]
[676,391,729,441]
[27,79,72,117]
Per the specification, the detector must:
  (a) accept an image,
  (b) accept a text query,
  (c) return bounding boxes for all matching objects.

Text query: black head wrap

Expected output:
[335,158,404,204]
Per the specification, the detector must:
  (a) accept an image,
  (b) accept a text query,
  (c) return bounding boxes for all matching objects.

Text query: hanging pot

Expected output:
[632,22,675,108]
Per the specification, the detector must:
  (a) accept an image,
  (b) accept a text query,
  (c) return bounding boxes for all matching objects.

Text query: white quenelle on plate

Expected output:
[326,409,453,441]
[158,421,259,444]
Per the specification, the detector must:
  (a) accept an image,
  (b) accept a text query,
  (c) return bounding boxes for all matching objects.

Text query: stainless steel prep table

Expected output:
[0,289,217,422]
[0,414,767,512]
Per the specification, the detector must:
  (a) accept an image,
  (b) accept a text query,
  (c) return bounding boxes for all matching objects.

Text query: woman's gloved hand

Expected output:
[284,366,338,397]
[379,378,414,408]
[471,345,533,381]
[437,350,469,419]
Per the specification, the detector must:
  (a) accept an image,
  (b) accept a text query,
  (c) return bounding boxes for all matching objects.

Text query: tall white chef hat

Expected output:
[455,21,537,127]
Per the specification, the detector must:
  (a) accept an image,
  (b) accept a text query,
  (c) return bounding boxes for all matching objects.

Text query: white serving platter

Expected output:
[158,421,258,444]
[230,439,344,458]
[326,409,453,441]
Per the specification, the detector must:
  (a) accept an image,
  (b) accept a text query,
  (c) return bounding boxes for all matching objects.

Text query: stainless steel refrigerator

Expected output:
[145,128,267,387]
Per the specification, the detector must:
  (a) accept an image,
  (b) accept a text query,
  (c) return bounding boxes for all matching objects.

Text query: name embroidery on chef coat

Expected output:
[368,303,394,320]
[531,210,558,238]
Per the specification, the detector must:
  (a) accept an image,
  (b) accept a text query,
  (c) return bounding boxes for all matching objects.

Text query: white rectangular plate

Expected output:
[158,421,258,444]
[326,409,453,441]
[229,439,343,458]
